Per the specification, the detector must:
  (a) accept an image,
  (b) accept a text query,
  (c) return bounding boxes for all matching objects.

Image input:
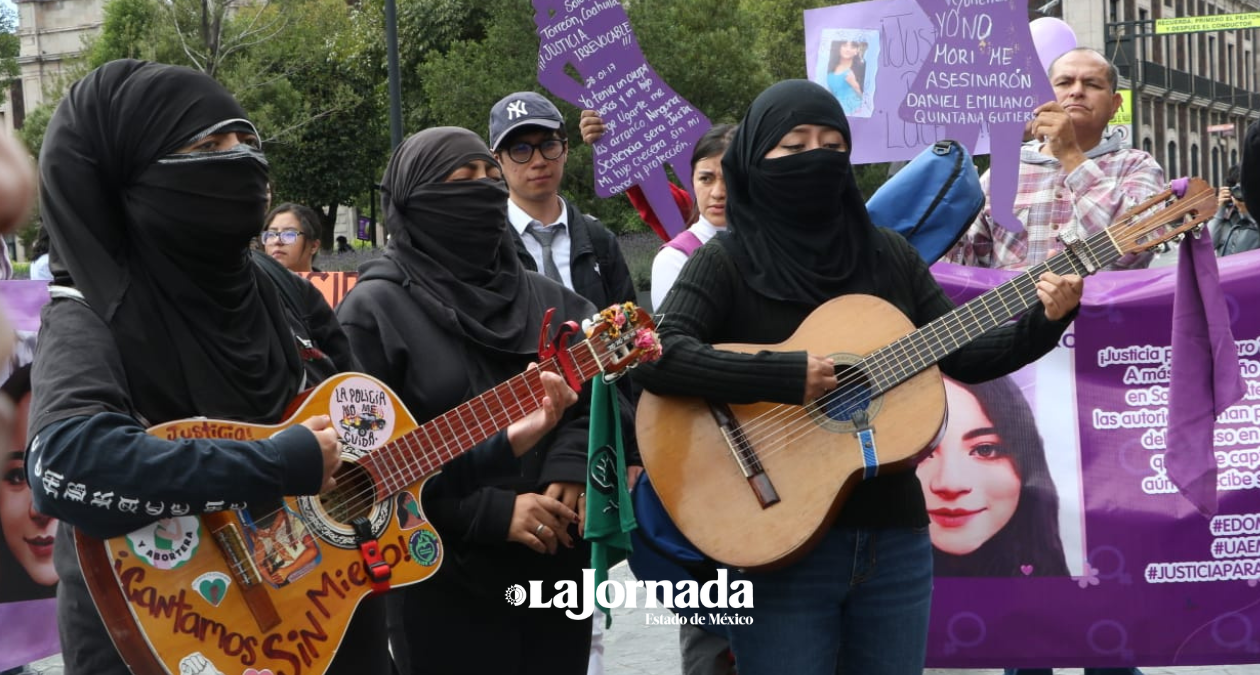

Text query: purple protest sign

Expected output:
[0,281,58,672]
[923,257,1260,668]
[900,0,1053,234]
[806,0,964,164]
[806,0,1056,235]
[532,0,711,239]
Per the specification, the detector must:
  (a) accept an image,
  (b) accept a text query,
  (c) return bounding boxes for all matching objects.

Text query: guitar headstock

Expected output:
[583,302,661,379]
[1112,177,1218,256]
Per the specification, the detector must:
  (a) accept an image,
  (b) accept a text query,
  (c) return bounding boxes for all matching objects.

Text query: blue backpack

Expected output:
[866,139,984,262]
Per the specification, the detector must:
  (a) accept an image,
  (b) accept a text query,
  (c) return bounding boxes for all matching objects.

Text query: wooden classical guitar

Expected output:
[74,303,659,675]
[637,177,1217,571]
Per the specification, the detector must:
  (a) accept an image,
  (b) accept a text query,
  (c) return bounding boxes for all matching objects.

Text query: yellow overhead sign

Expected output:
[1110,89,1132,127]
[1155,12,1260,34]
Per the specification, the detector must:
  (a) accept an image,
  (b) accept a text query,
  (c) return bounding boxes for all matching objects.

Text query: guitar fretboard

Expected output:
[362,344,605,497]
[864,226,1120,394]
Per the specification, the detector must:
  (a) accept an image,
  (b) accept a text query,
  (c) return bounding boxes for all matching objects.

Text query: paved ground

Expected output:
[599,562,1260,675]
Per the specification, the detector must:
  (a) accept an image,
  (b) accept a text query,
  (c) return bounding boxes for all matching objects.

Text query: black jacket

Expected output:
[510,197,637,310]
[1211,208,1260,257]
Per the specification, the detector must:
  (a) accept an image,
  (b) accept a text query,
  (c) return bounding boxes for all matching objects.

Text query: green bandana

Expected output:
[584,378,637,627]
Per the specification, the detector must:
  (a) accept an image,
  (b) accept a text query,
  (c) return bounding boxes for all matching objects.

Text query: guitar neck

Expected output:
[865,228,1117,394]
[373,341,602,495]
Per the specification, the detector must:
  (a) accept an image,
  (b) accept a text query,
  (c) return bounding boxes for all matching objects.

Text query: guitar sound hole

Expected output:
[320,461,375,525]
[821,364,873,423]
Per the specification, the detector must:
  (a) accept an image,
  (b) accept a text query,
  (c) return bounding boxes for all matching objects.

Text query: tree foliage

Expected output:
[0,4,20,85]
[32,0,898,242]
[71,0,386,248]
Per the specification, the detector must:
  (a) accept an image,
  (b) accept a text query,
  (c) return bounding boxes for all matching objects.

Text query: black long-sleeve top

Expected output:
[28,275,360,540]
[335,262,596,592]
[632,229,1074,528]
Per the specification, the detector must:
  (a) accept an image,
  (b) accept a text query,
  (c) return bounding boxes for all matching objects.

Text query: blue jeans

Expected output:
[1008,664,1149,669]
[724,526,933,675]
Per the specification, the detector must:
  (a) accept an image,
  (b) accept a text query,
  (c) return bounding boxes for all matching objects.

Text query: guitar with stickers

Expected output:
[74,303,659,675]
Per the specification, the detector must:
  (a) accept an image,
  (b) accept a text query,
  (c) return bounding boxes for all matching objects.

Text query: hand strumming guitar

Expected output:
[300,415,341,493]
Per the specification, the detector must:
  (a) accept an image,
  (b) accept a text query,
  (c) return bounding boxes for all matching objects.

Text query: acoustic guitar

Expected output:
[637,177,1217,571]
[74,303,659,675]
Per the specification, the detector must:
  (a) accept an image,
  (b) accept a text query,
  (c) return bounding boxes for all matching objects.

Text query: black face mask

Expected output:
[130,144,269,272]
[751,149,853,225]
[401,178,510,281]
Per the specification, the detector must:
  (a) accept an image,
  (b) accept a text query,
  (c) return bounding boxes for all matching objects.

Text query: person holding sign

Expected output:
[941,46,1151,675]
[631,79,1083,675]
[945,48,1164,271]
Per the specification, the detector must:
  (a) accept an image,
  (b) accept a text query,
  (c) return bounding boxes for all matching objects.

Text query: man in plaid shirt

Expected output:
[946,48,1165,272]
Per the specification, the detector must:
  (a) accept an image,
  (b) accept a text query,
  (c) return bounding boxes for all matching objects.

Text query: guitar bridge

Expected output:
[709,401,780,508]
[208,513,281,632]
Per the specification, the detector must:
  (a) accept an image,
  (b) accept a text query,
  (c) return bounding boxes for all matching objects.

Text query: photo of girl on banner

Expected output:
[814,28,879,118]
[917,368,1082,578]
[0,362,58,603]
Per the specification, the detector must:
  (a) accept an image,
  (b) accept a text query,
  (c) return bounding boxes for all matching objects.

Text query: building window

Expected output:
[1168,140,1178,179]
[1228,43,1235,86]
[1208,36,1216,80]
[1191,143,1199,179]
[1212,146,1220,187]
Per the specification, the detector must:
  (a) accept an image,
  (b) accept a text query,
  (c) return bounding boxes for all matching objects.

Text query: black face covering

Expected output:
[368,126,582,354]
[399,179,512,283]
[752,149,852,225]
[131,144,271,278]
[39,60,301,423]
[721,79,878,305]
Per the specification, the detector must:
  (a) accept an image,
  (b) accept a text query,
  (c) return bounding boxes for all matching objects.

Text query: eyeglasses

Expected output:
[260,230,306,245]
[1230,184,1245,201]
[504,138,567,164]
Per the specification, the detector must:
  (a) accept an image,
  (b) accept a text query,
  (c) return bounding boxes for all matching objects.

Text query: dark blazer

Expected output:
[510,197,637,310]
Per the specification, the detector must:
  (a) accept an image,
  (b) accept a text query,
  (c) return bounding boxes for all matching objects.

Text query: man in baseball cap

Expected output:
[487,91,635,312]
[489,90,642,675]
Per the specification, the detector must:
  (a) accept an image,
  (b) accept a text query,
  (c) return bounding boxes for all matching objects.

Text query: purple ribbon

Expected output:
[1165,227,1245,517]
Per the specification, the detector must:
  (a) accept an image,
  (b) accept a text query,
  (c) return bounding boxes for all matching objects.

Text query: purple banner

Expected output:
[0,281,58,671]
[533,0,711,238]
[924,253,1260,668]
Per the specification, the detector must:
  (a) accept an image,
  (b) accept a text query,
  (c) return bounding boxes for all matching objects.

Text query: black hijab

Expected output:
[38,60,301,424]
[721,79,877,305]
[366,126,585,354]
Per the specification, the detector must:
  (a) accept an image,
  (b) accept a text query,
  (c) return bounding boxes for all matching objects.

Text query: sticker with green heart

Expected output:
[192,571,231,607]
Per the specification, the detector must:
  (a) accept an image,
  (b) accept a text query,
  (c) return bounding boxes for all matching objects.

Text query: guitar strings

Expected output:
[310,332,630,525]
[233,354,580,538]
[718,187,1209,468]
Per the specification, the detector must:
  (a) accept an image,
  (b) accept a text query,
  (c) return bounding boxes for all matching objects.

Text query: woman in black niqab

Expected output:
[38,59,300,424]
[721,79,878,305]
[340,127,596,675]
[363,126,588,354]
